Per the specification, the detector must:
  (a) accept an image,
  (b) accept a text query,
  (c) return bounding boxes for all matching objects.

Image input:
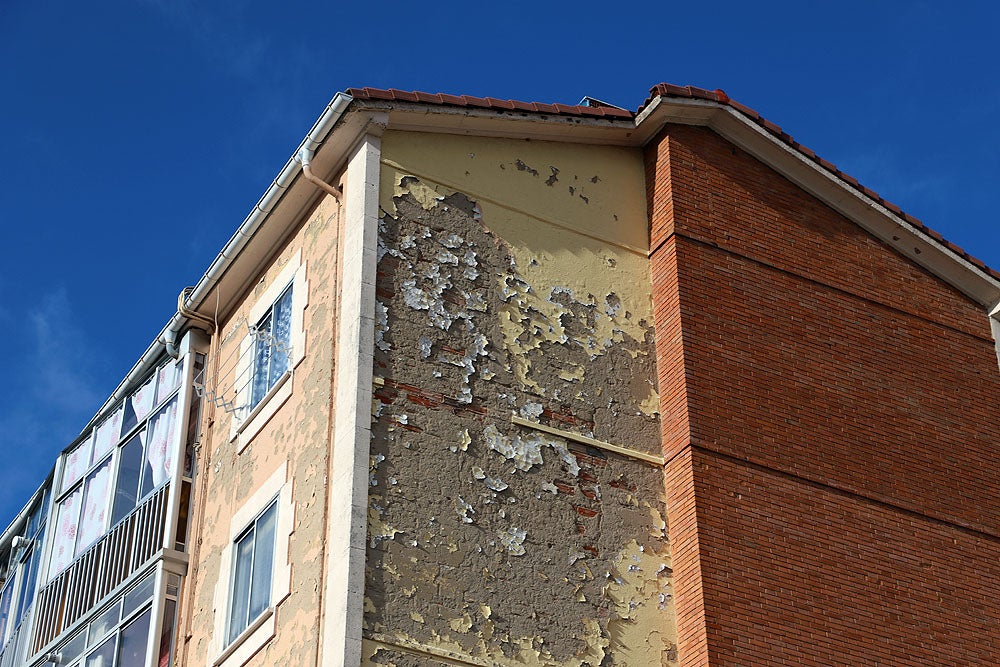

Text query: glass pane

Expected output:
[62,436,94,494]
[0,578,14,644]
[116,607,152,667]
[122,574,155,619]
[156,360,183,404]
[88,601,121,647]
[76,458,113,556]
[92,406,124,464]
[27,487,49,538]
[146,397,178,490]
[157,599,177,666]
[85,634,116,667]
[248,504,276,621]
[49,486,83,578]
[111,432,145,526]
[269,287,293,386]
[130,376,157,424]
[228,529,254,644]
[250,311,273,408]
[60,629,87,665]
[15,528,43,621]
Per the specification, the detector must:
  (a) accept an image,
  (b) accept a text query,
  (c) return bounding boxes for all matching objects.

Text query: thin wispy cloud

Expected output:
[28,289,104,413]
[0,288,106,526]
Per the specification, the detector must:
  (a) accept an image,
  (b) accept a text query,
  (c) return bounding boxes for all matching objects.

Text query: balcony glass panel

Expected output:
[75,458,113,557]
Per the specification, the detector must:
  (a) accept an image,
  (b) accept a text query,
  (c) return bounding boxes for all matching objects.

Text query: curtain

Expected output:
[75,459,112,557]
[156,361,183,403]
[48,487,82,578]
[92,407,123,464]
[61,436,93,494]
[130,376,157,424]
[250,311,274,408]
[147,398,178,488]
[270,288,293,385]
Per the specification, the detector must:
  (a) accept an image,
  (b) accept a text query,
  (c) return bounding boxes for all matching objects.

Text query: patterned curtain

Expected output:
[156,361,183,403]
[74,459,112,557]
[130,376,157,424]
[61,436,93,494]
[147,397,178,488]
[48,487,82,578]
[92,407,123,464]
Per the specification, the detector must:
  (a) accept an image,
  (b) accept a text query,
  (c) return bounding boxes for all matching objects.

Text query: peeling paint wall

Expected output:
[179,190,342,667]
[366,132,675,666]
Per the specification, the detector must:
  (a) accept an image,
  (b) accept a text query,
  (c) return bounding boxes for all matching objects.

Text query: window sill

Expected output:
[212,607,274,667]
[231,371,292,452]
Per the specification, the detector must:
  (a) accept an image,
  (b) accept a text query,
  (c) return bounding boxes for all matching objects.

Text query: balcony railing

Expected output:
[31,483,170,655]
[0,613,27,667]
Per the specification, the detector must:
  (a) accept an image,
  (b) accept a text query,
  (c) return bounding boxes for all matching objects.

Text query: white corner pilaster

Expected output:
[320,127,382,667]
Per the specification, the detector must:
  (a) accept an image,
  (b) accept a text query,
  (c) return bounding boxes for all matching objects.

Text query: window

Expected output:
[228,252,308,448]
[52,572,175,667]
[227,501,277,645]
[211,464,291,666]
[49,360,184,580]
[250,285,293,409]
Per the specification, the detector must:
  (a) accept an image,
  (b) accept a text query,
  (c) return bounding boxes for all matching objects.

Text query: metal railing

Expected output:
[30,483,170,655]
[0,614,27,667]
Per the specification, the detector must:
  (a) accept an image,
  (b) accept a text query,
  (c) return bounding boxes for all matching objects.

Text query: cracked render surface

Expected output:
[363,163,676,666]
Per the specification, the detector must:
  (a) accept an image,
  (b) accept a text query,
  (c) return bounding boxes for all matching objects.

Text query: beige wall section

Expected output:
[367,131,675,666]
[178,189,342,667]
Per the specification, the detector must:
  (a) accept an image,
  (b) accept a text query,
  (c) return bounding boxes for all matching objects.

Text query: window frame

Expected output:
[211,464,293,667]
[47,359,185,581]
[225,499,278,645]
[249,284,294,411]
[230,251,308,449]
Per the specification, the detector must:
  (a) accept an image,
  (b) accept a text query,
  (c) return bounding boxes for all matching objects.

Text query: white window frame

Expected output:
[46,359,184,581]
[231,251,308,450]
[210,464,293,667]
[225,499,277,645]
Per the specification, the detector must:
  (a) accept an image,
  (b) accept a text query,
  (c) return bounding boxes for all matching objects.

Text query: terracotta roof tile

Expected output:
[344,84,997,280]
[347,87,633,119]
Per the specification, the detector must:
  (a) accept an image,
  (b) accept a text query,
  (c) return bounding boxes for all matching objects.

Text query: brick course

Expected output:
[648,123,1000,666]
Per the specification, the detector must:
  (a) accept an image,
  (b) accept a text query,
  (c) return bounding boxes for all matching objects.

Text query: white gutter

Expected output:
[77,91,354,444]
[163,91,354,356]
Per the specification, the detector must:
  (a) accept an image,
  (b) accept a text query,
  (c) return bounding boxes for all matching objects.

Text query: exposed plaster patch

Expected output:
[498,527,527,556]
[375,302,391,352]
[369,159,672,665]
[456,496,475,524]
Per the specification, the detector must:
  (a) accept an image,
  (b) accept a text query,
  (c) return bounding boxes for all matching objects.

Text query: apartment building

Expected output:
[1,83,998,667]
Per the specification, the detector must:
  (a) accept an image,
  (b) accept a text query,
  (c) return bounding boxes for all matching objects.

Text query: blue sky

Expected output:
[0,0,997,528]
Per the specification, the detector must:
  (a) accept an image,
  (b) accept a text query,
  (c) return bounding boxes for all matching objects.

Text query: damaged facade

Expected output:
[2,83,999,667]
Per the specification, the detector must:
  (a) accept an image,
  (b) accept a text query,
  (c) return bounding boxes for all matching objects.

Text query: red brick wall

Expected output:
[690,448,1000,667]
[647,123,1000,665]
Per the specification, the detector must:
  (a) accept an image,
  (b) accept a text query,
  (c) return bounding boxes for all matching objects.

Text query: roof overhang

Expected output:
[349,98,638,146]
[636,95,1000,310]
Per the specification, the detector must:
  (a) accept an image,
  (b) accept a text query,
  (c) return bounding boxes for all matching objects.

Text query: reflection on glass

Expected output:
[249,506,276,621]
[85,634,116,667]
[122,574,155,619]
[158,599,177,666]
[228,530,254,644]
[0,578,14,644]
[60,629,87,665]
[111,432,146,526]
[88,601,121,648]
[116,608,151,667]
